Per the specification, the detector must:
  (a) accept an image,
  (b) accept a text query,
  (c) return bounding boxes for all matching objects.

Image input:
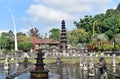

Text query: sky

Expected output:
[0,0,120,36]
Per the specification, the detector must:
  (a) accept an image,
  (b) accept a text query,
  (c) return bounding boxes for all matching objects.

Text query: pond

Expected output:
[0,63,120,79]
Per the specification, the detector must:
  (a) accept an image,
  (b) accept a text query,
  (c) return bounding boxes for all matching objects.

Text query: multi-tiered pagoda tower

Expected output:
[30,50,49,79]
[59,20,67,52]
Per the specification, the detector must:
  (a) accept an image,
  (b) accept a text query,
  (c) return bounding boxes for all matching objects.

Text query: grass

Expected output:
[0,51,3,55]
[0,56,120,65]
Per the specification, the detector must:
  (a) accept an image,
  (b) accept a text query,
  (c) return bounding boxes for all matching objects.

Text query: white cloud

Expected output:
[27,4,75,22]
[34,0,92,13]
[29,0,114,23]
[26,0,115,35]
[34,0,113,13]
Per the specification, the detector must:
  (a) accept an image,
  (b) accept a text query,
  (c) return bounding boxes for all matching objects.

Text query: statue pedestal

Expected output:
[30,70,49,79]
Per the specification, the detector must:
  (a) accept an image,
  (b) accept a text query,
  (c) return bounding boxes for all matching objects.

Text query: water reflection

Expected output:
[79,67,83,79]
[113,67,116,73]
[60,65,69,79]
[4,70,9,77]
[0,63,120,79]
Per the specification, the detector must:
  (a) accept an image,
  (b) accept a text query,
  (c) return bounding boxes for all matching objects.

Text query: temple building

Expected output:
[35,38,60,50]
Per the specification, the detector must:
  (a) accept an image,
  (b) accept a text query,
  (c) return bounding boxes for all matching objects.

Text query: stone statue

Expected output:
[99,57,107,79]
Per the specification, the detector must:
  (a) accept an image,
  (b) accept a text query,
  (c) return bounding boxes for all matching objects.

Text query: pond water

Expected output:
[0,63,120,79]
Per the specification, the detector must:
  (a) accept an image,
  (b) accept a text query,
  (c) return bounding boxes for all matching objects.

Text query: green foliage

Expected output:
[101,17,114,33]
[94,13,105,21]
[49,28,60,41]
[17,32,26,36]
[18,41,33,50]
[0,30,33,51]
[101,44,120,51]
[74,15,94,32]
[68,28,88,46]
[115,33,120,46]
[105,9,115,18]
[17,34,33,50]
[102,44,113,51]
[17,35,31,42]
[0,31,14,50]
[74,3,120,43]
[74,15,95,43]
[105,30,114,39]
[0,51,2,55]
[72,3,120,49]
[116,3,120,13]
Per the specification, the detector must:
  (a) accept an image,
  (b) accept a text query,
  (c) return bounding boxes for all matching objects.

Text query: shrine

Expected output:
[59,20,68,52]
[30,50,49,79]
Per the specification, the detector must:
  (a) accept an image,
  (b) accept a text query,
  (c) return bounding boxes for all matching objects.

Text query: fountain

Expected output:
[113,67,116,73]
[79,53,83,67]
[98,57,107,79]
[112,54,116,67]
[89,53,94,69]
[83,53,88,71]
[30,49,49,79]
[15,59,19,67]
[88,53,94,77]
[4,54,9,70]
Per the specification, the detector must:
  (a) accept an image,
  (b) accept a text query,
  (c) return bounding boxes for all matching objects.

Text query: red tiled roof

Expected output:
[36,38,60,44]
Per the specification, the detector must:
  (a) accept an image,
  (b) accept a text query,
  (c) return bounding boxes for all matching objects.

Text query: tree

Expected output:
[17,34,33,50]
[74,15,94,40]
[105,9,115,18]
[115,33,120,44]
[101,16,115,39]
[94,13,105,21]
[116,3,120,13]
[28,27,41,38]
[94,14,105,34]
[8,30,14,38]
[17,32,26,36]
[49,28,60,41]
[68,28,88,46]
[19,41,33,50]
[74,15,94,32]
[0,31,14,50]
